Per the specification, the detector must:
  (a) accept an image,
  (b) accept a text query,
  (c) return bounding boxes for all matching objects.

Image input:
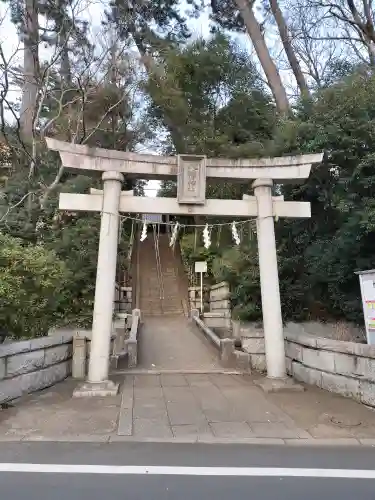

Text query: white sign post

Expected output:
[356,269,375,345]
[195,261,207,314]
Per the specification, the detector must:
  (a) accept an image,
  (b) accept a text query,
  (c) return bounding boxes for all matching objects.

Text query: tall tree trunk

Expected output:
[234,0,289,114]
[20,0,40,140]
[133,35,187,152]
[268,0,309,97]
[109,32,118,149]
[60,42,73,141]
[60,45,72,88]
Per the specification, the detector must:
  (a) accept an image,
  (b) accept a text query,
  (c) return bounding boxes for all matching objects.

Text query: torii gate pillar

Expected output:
[74,171,124,397]
[253,179,286,380]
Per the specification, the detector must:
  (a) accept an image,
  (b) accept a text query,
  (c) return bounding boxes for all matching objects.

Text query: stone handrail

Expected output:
[0,333,72,403]
[192,310,221,348]
[191,309,234,366]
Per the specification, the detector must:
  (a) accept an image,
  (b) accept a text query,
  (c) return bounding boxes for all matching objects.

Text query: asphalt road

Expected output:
[1,442,375,499]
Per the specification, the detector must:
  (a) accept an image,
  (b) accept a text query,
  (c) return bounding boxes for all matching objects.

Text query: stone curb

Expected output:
[113,369,243,375]
[0,435,374,447]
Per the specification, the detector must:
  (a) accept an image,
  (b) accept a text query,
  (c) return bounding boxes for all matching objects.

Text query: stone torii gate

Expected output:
[46,138,323,396]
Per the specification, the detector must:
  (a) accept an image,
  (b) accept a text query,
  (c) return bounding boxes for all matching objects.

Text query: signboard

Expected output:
[195,261,207,273]
[356,270,375,344]
[177,154,207,205]
[194,261,207,314]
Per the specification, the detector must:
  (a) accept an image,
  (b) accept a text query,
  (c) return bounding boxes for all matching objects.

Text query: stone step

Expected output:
[136,235,187,315]
[144,301,183,306]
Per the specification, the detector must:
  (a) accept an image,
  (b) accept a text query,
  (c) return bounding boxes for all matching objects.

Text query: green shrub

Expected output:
[0,233,70,338]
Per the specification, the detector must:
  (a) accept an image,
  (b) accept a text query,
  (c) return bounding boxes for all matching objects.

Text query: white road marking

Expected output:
[0,464,374,478]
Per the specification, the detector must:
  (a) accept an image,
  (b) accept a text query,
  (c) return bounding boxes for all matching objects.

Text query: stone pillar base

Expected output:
[254,376,305,393]
[72,380,119,398]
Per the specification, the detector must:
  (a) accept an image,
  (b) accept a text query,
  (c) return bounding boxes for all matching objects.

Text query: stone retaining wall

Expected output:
[233,321,266,372]
[189,282,232,334]
[117,286,132,313]
[0,333,73,403]
[284,323,375,407]
[238,320,375,407]
[188,286,209,312]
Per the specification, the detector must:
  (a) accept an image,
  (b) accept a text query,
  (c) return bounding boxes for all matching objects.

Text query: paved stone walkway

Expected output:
[117,373,311,440]
[136,316,222,371]
[3,317,375,444]
[3,373,375,444]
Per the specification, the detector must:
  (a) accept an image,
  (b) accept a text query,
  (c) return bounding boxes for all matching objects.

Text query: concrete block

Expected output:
[334,352,358,377]
[234,351,251,372]
[284,324,317,348]
[72,337,86,379]
[74,329,92,340]
[242,330,264,339]
[114,329,127,356]
[232,321,263,339]
[210,281,229,291]
[242,337,265,354]
[6,349,45,377]
[29,335,62,350]
[120,303,132,313]
[44,344,72,367]
[355,357,375,382]
[232,320,241,340]
[0,378,23,402]
[117,408,133,436]
[190,300,201,311]
[354,343,375,359]
[316,337,357,356]
[210,299,231,311]
[360,380,375,407]
[220,338,234,366]
[204,311,231,318]
[73,379,119,398]
[127,340,138,368]
[250,354,266,372]
[291,361,322,387]
[113,317,126,332]
[285,341,303,361]
[321,372,360,400]
[203,312,231,330]
[0,360,71,403]
[285,356,292,375]
[209,285,229,302]
[28,361,71,392]
[302,347,335,372]
[254,376,304,393]
[0,340,31,357]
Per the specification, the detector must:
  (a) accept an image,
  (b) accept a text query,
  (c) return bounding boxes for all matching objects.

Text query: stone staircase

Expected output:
[138,233,186,316]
